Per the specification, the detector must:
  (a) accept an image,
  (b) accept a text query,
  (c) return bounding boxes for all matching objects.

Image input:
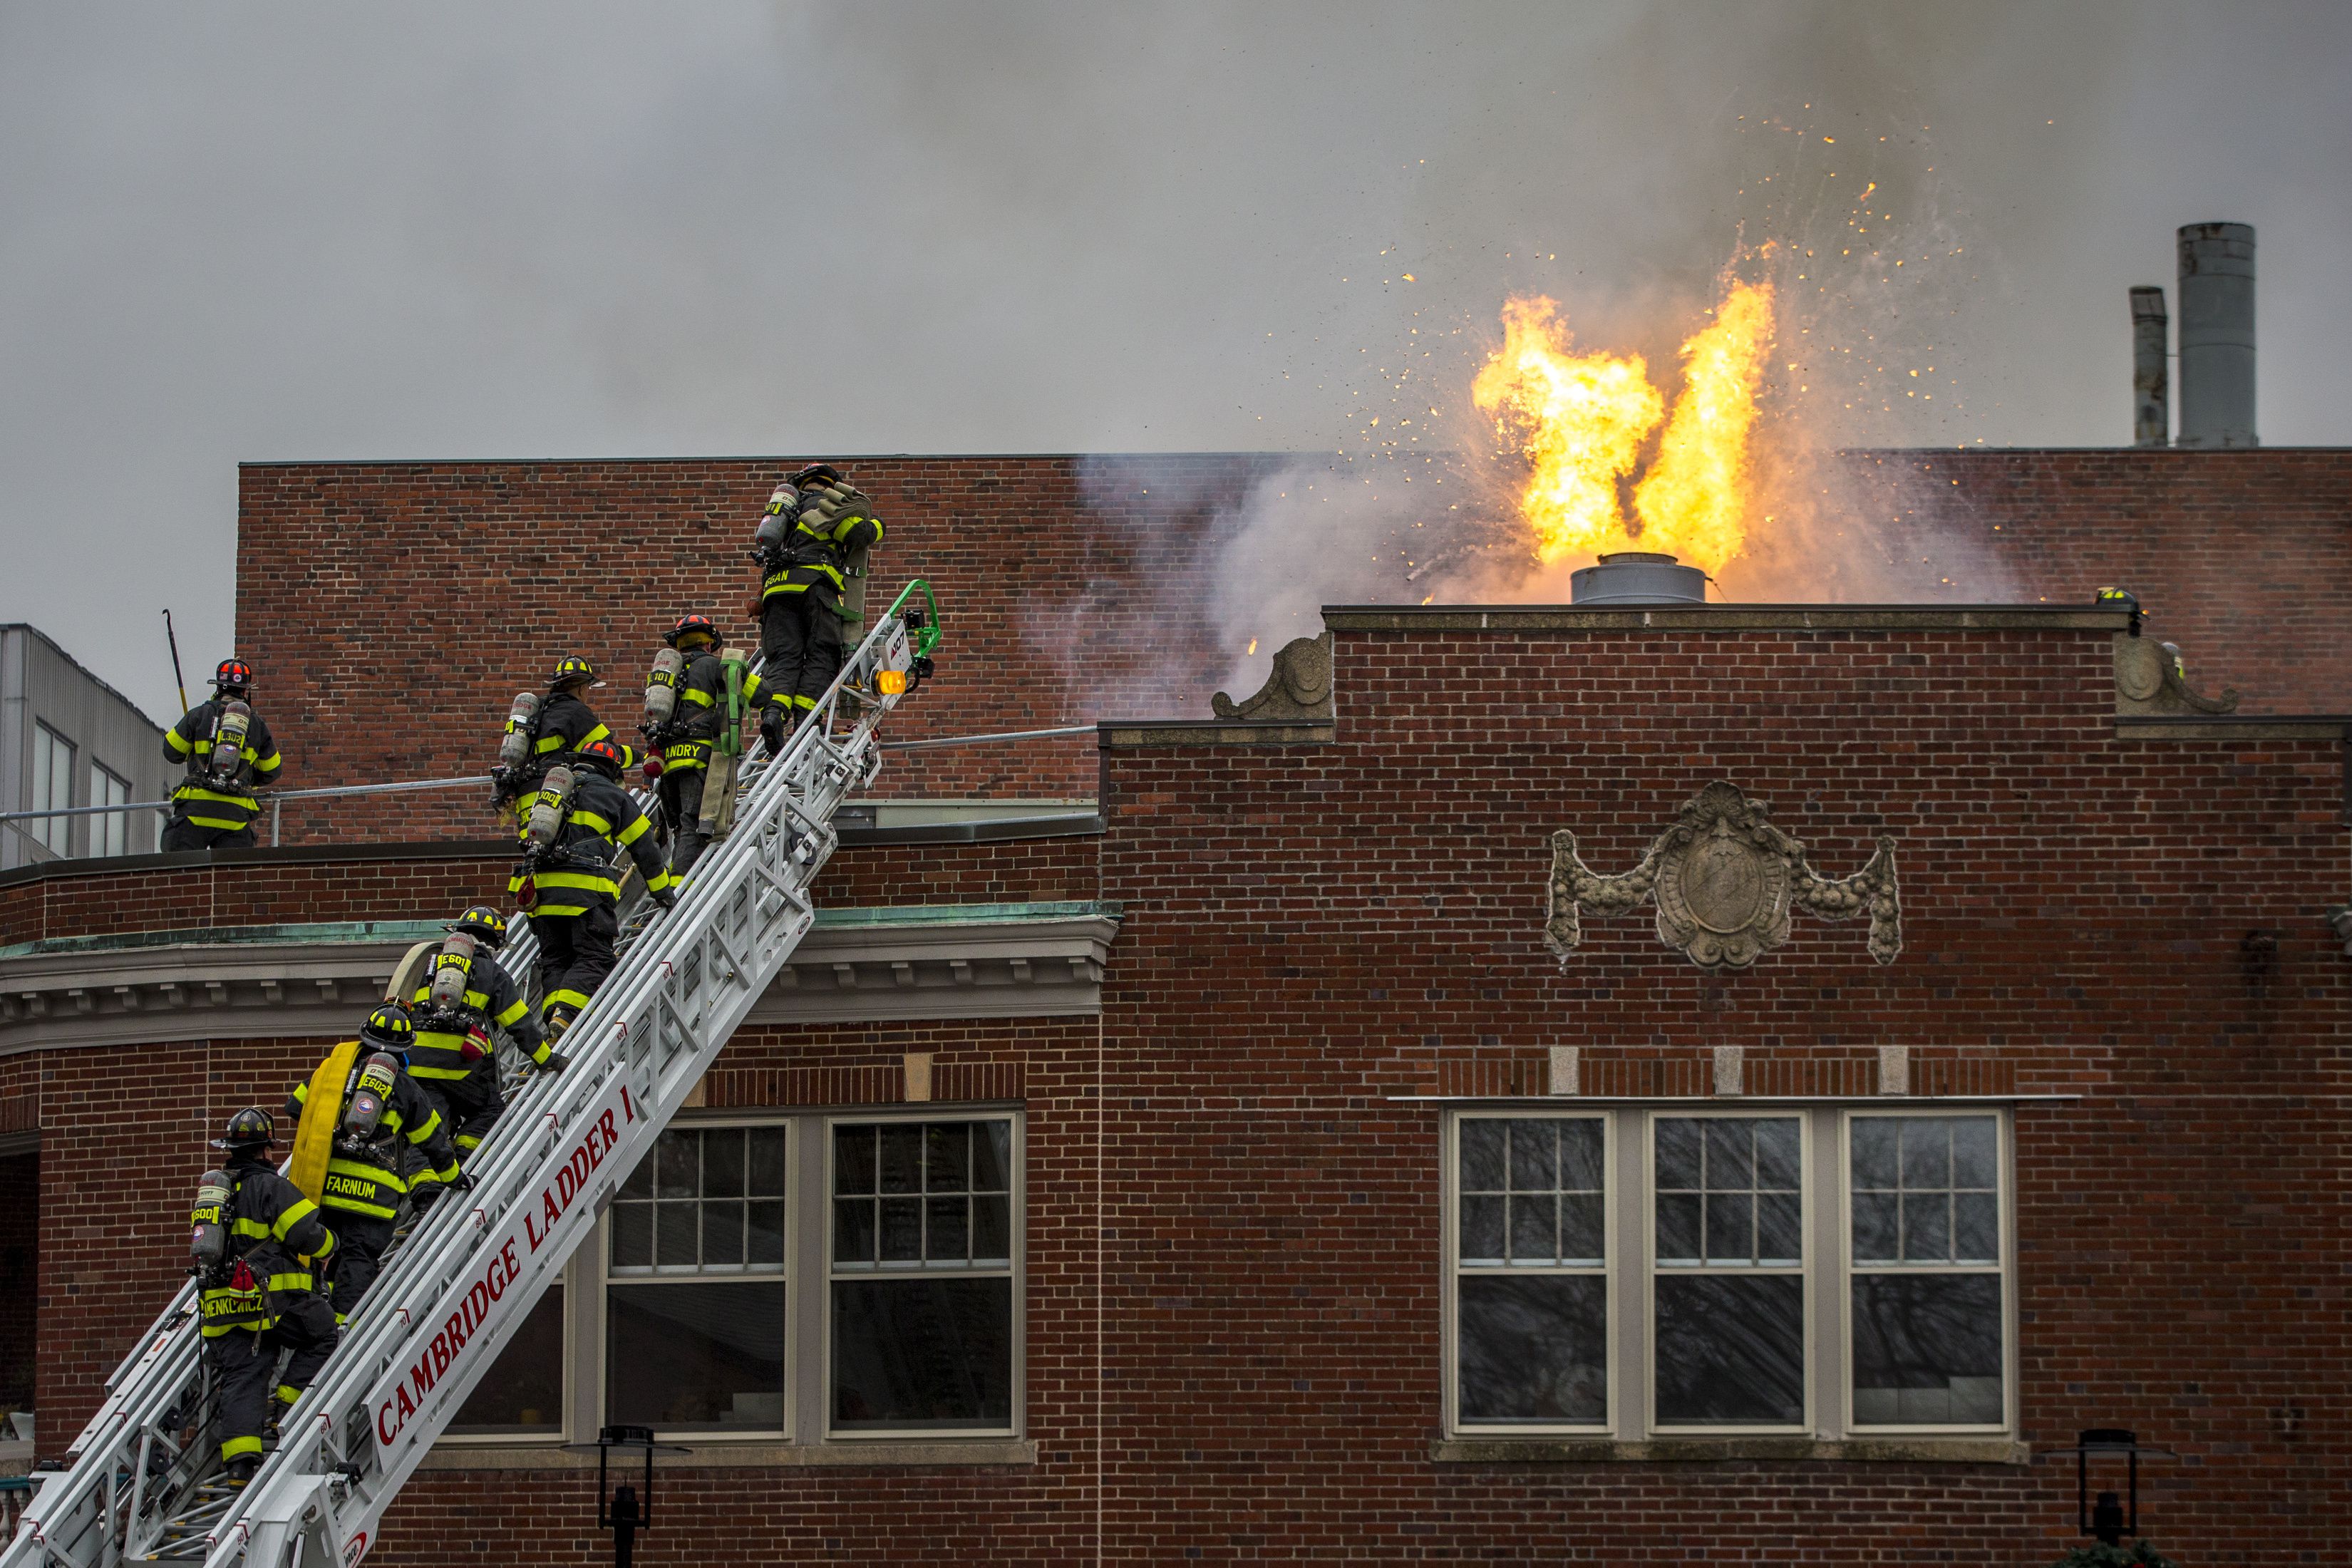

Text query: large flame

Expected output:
[1475,279,1775,575]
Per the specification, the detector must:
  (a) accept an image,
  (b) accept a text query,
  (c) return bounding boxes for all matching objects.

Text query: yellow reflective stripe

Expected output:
[681,687,714,706]
[253,751,282,773]
[493,997,530,1028]
[643,867,676,893]
[406,1063,475,1080]
[290,1082,311,1106]
[222,1434,264,1458]
[545,987,592,1009]
[175,785,259,807]
[182,815,253,830]
[408,1108,444,1144]
[322,1197,398,1220]
[274,1385,302,1405]
[571,810,614,833]
[326,1158,407,1192]
[231,1217,273,1239]
[264,1271,314,1292]
[166,729,194,755]
[530,902,597,917]
[532,870,620,893]
[614,815,651,847]
[535,733,566,754]
[273,1198,319,1242]
[455,1133,484,1152]
[580,723,612,748]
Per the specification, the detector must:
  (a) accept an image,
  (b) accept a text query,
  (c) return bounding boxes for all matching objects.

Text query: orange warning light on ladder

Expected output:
[878,670,909,695]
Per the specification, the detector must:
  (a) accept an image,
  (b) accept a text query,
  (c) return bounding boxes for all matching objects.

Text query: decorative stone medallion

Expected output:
[1546,781,1902,970]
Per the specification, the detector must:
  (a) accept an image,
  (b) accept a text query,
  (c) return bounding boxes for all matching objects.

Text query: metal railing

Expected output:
[0,774,495,849]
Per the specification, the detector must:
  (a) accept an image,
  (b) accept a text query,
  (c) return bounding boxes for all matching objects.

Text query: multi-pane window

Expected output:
[1848,1114,2006,1428]
[29,723,74,858]
[607,1125,790,1431]
[1444,1106,2011,1442]
[449,1286,565,1436]
[91,765,130,857]
[1453,1116,1608,1425]
[1652,1115,1807,1428]
[830,1118,1016,1433]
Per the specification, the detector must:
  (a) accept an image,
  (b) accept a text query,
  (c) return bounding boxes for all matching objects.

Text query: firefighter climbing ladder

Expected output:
[3,584,942,1568]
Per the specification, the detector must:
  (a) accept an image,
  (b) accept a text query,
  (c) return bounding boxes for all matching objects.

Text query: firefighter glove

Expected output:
[540,1050,572,1075]
[651,887,678,911]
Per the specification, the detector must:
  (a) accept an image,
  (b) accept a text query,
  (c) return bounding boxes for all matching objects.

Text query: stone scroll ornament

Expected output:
[1545,782,1902,970]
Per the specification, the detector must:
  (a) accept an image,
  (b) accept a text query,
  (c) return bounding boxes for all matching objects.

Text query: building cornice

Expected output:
[0,903,1120,1056]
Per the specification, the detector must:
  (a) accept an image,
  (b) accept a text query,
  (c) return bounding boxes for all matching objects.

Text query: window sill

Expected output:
[1430,1436,2028,1465]
[421,1438,1037,1470]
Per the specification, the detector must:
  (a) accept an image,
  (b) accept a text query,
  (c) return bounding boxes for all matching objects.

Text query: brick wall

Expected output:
[0,847,515,946]
[232,448,2352,848]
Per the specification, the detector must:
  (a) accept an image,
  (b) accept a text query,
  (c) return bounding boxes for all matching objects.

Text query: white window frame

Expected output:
[822,1108,1024,1441]
[1839,1107,2016,1437]
[1442,1109,1616,1435]
[29,722,74,859]
[1440,1103,2016,1444]
[91,763,130,857]
[435,1257,575,1445]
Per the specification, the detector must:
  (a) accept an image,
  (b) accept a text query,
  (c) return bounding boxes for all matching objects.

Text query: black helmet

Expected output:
[448,906,508,948]
[213,659,255,694]
[788,463,842,489]
[360,1002,415,1054]
[551,654,600,690]
[212,1106,276,1151]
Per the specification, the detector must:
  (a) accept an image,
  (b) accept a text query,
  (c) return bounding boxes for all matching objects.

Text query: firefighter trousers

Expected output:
[323,1211,397,1326]
[207,1296,336,1464]
[416,1081,505,1157]
[759,587,844,722]
[162,818,257,852]
[535,902,619,1026]
[657,768,708,880]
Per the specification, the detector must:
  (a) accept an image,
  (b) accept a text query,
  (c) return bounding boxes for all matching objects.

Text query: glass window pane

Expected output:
[972,1194,1011,1265]
[748,1128,788,1196]
[925,1123,971,1192]
[1460,1195,1505,1265]
[1457,1276,1607,1425]
[1851,1118,1899,1190]
[926,1196,970,1263]
[880,1197,923,1262]
[879,1125,924,1194]
[1654,1274,1806,1426]
[1852,1274,2003,1426]
[1902,1192,1951,1263]
[607,1279,786,1430]
[972,1120,1012,1193]
[1507,1120,1555,1191]
[1900,1121,1949,1190]
[1705,1192,1753,1265]
[747,1200,786,1267]
[830,1277,1013,1430]
[703,1201,745,1267]
[655,1133,698,1199]
[833,1197,875,1265]
[448,1284,563,1435]
[1559,1121,1605,1192]
[1460,1120,1505,1192]
[619,1145,656,1202]
[1755,1120,1801,1190]
[1508,1194,1556,1264]
[1954,1192,1999,1264]
[1951,1118,1998,1190]
[1757,1193,1802,1267]
[1559,1194,1604,1266]
[1852,1191,1899,1262]
[1656,1193,1702,1266]
[833,1125,876,1195]
[1656,1119,1702,1190]
[1703,1121,1753,1191]
[612,1202,652,1268]
[703,1129,746,1197]
[656,1201,698,1266]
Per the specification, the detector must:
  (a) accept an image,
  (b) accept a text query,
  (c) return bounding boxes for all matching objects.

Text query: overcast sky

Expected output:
[4,1,2348,718]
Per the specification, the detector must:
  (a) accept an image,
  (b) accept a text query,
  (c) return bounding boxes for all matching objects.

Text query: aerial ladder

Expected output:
[5,584,942,1568]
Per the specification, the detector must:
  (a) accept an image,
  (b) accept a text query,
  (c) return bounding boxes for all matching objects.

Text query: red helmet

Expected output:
[665,614,718,647]
[213,659,254,692]
[577,738,627,777]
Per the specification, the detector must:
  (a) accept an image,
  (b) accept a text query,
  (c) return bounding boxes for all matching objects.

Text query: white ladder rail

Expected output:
[4,601,927,1568]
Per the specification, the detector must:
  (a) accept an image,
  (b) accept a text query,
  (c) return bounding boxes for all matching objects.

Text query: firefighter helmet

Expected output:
[577,738,626,778]
[448,905,509,948]
[360,1002,415,1053]
[211,1105,276,1151]
[550,654,598,688]
[665,614,718,647]
[212,659,254,693]
[788,463,842,489]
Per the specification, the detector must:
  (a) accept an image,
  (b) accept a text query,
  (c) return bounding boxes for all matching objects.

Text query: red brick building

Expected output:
[4,449,2348,1564]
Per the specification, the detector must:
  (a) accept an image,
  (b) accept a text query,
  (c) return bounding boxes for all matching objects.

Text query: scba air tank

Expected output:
[753,483,801,556]
[341,1053,401,1143]
[644,647,684,728]
[497,692,541,770]
[190,1171,232,1269]
[429,932,478,1011]
[209,702,252,783]
[526,765,574,851]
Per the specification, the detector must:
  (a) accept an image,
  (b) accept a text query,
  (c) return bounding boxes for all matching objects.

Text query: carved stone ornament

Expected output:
[1545,782,1902,970]
[1212,633,1334,721]
[2113,633,2239,716]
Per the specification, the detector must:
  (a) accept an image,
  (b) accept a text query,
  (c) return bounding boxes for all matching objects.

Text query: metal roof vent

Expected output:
[1569,551,1707,606]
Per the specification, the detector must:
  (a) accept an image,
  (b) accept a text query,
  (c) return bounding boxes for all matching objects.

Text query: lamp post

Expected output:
[2046,1428,2175,1547]
[565,1423,690,1568]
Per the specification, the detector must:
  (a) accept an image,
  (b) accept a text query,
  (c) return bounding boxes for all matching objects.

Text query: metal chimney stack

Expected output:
[2129,286,2168,447]
[2175,222,2256,448]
